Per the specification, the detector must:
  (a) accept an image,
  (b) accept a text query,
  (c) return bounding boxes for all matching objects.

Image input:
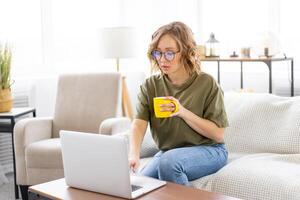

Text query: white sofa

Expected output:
[99,92,300,200]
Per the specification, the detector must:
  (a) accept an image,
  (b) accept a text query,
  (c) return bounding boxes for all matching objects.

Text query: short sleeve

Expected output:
[135,82,150,121]
[203,81,229,128]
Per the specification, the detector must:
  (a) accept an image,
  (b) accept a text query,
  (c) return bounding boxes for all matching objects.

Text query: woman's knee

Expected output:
[158,150,183,174]
[157,150,190,185]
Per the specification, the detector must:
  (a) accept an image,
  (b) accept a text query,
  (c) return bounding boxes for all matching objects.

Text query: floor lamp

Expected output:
[99,27,137,120]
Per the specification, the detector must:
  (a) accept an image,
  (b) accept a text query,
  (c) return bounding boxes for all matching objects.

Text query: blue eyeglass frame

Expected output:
[151,50,180,61]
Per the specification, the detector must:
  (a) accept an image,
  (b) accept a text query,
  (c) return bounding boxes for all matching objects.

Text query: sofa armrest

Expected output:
[14,117,53,185]
[99,117,131,135]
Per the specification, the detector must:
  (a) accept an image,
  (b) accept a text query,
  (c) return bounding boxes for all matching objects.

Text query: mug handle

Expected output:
[171,101,179,113]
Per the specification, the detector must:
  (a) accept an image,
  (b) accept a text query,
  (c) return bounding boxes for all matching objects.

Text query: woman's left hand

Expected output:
[162,96,186,118]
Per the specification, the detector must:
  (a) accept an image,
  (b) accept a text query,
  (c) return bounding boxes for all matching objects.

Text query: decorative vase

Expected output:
[0,89,13,112]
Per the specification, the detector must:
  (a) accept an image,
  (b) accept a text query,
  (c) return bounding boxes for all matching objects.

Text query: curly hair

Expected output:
[147,21,201,75]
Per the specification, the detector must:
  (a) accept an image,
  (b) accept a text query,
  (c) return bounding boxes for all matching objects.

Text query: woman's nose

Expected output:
[159,53,167,62]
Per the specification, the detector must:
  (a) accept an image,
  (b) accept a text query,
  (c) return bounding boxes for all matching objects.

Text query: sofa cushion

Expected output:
[190,151,249,188]
[25,138,63,169]
[194,153,300,200]
[140,130,159,158]
[224,92,300,154]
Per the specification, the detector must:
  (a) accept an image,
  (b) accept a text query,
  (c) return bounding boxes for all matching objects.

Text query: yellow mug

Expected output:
[153,97,179,118]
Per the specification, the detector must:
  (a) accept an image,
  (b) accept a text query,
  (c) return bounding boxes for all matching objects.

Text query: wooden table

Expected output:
[28,178,240,200]
[0,107,36,199]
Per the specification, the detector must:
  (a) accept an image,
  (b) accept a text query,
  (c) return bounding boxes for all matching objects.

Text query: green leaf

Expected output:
[0,44,12,90]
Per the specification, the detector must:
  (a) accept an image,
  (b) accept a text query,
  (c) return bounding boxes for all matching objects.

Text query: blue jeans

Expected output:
[140,144,228,186]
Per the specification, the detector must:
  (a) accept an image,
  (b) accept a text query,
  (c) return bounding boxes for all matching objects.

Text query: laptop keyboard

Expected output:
[131,184,142,192]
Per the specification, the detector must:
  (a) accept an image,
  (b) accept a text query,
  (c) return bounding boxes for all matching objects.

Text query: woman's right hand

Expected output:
[129,155,140,173]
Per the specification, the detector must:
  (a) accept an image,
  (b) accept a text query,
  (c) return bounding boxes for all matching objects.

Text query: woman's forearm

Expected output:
[129,119,148,158]
[181,108,224,143]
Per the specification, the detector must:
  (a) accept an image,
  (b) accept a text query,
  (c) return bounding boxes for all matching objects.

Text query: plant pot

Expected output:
[0,89,13,112]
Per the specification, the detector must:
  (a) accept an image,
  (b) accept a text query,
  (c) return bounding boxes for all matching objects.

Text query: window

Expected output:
[0,0,42,76]
[202,0,269,55]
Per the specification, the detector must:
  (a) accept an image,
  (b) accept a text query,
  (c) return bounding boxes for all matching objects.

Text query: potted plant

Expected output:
[0,44,13,112]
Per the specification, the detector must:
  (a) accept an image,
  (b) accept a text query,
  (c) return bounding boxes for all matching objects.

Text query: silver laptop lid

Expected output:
[60,130,132,199]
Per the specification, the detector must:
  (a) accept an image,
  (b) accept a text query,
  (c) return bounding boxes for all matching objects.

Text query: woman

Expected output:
[129,21,229,186]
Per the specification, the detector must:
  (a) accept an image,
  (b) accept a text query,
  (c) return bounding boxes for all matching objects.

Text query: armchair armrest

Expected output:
[14,117,53,185]
[99,117,131,135]
[100,117,158,158]
[111,129,159,159]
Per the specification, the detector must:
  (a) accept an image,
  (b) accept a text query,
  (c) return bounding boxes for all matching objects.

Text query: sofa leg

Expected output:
[19,185,29,200]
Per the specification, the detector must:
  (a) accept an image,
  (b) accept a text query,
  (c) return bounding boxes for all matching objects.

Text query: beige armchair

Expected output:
[14,73,122,199]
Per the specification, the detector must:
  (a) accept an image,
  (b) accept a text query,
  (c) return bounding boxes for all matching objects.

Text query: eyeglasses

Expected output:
[151,50,180,61]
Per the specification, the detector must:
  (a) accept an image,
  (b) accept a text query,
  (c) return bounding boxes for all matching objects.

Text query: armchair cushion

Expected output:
[26,138,62,169]
[25,138,64,185]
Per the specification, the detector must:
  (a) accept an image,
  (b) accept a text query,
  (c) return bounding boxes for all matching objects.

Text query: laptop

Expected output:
[60,130,166,199]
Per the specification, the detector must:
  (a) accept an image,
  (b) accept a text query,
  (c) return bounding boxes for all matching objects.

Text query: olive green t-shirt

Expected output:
[135,72,229,151]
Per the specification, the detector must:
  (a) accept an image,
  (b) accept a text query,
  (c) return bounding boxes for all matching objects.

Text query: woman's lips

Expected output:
[161,65,171,70]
